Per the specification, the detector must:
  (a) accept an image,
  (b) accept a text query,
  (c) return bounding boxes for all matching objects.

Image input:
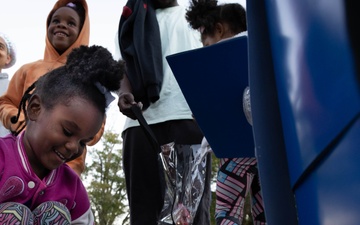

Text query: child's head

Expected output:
[47,2,86,55]
[0,32,16,71]
[15,45,124,176]
[186,0,247,46]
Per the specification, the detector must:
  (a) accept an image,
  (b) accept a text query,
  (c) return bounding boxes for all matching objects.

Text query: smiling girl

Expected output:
[0,45,125,224]
[0,0,98,176]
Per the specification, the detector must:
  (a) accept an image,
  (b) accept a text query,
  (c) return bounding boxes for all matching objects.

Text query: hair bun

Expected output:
[66,45,113,71]
[186,0,218,30]
[65,45,124,92]
[66,45,115,81]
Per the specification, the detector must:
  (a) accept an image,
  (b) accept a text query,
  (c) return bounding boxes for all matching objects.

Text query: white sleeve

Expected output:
[71,207,94,225]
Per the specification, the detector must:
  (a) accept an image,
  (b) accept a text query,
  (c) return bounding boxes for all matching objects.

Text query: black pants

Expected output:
[122,119,211,225]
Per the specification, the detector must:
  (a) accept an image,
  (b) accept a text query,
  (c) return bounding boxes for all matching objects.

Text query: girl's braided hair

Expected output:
[186,0,247,36]
[11,45,125,136]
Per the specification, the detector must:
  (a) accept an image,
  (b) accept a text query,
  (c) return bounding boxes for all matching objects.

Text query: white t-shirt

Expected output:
[123,5,202,131]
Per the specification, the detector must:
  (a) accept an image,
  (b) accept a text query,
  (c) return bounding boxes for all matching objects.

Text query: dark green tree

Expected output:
[83,131,129,225]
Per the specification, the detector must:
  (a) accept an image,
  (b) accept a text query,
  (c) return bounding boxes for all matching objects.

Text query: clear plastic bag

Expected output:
[158,142,211,225]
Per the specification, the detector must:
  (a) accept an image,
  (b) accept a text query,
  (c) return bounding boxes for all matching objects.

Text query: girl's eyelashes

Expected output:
[63,128,72,137]
[68,22,76,27]
[0,44,6,51]
[51,19,77,27]
[51,19,60,24]
[63,127,89,147]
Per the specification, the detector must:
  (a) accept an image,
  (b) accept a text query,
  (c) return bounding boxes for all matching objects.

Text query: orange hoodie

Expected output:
[0,0,105,175]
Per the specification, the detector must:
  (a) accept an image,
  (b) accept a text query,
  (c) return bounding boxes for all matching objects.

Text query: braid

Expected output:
[11,82,37,136]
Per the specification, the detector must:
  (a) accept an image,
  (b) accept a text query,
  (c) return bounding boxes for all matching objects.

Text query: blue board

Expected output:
[166,36,254,158]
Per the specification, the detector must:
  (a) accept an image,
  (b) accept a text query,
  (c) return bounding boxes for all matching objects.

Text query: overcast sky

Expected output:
[1,0,246,137]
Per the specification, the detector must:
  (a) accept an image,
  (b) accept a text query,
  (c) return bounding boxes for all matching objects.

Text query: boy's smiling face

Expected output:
[47,7,81,55]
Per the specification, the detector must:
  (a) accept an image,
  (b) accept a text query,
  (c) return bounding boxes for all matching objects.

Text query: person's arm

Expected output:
[117,74,142,120]
[71,206,94,225]
[71,176,95,224]
[0,67,27,133]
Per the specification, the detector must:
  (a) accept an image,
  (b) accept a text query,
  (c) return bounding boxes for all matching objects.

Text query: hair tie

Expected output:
[95,82,115,107]
[66,2,77,8]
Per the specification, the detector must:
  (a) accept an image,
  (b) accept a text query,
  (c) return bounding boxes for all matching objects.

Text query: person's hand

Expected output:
[173,203,191,225]
[118,92,143,120]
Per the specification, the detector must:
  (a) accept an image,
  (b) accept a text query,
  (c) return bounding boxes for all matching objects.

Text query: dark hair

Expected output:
[48,1,86,31]
[12,45,125,135]
[186,0,247,36]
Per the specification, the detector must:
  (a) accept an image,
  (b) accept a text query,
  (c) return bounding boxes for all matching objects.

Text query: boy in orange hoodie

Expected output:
[0,0,103,176]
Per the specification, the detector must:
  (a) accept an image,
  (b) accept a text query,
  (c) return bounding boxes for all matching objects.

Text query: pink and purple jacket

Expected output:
[0,132,94,224]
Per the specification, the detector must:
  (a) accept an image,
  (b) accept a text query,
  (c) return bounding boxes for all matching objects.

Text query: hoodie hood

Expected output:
[44,0,90,63]
[0,0,90,132]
